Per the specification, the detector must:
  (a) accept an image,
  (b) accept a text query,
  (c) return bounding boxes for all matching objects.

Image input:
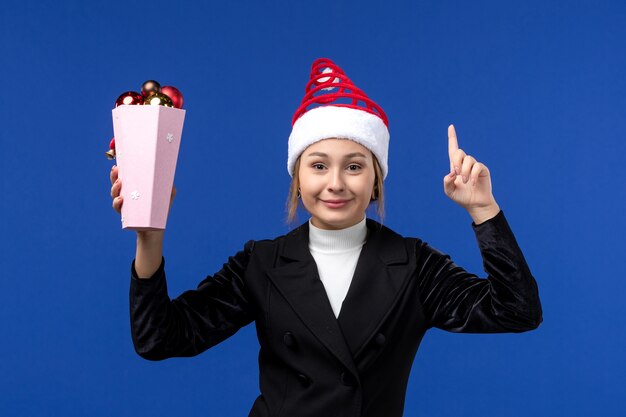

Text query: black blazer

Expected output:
[130,211,542,417]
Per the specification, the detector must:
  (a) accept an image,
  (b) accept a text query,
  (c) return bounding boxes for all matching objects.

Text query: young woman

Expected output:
[110,58,542,417]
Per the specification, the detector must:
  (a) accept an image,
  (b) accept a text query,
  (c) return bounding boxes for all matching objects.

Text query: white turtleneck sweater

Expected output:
[308,217,368,318]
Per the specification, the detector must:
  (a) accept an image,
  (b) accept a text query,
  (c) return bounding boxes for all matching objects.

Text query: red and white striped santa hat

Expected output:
[288,58,390,178]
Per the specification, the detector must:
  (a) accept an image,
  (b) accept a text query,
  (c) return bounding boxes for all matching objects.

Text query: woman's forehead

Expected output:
[303,138,372,158]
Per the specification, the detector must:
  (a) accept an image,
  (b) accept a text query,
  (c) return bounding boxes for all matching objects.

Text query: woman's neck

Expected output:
[308,217,367,253]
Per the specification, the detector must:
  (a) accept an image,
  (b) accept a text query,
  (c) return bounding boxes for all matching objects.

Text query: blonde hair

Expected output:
[286,155,385,224]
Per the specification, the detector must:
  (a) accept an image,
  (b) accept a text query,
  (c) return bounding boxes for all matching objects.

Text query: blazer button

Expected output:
[283,332,296,348]
[374,333,386,346]
[340,371,357,387]
[297,373,311,388]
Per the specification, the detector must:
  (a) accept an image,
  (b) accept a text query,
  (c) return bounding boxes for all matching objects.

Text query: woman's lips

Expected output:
[321,199,350,209]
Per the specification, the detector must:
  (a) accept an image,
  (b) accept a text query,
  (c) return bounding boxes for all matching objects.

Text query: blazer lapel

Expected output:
[338,219,414,358]
[266,221,358,376]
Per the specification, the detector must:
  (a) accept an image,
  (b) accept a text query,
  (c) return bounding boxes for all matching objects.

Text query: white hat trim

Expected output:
[288,106,389,178]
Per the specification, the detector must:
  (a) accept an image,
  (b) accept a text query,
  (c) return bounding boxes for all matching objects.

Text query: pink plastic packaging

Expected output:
[112,105,185,230]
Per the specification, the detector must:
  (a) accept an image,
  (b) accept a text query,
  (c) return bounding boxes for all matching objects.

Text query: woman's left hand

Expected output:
[443,124,500,224]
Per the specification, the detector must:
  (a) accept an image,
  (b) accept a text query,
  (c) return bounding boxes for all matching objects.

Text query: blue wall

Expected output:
[1,1,624,416]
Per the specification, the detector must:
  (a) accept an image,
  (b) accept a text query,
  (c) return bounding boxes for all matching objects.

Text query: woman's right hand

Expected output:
[109,165,177,215]
[110,165,123,214]
[109,165,177,278]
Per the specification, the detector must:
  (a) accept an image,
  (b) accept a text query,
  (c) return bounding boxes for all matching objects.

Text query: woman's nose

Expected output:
[327,169,345,192]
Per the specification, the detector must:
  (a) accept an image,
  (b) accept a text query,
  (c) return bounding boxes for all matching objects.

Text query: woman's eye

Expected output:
[347,164,361,171]
[312,163,326,170]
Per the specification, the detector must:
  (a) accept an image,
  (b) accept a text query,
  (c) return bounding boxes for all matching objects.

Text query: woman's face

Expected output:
[298,139,376,230]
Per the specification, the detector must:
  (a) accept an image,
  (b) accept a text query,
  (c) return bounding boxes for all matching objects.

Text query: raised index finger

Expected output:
[448,124,459,163]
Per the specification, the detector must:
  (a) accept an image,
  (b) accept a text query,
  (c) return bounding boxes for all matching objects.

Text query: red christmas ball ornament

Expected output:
[115,91,143,107]
[109,137,116,150]
[141,80,161,97]
[161,86,184,109]
[143,92,173,107]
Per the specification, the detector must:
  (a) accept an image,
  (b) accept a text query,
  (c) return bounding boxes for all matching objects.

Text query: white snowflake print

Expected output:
[166,133,174,143]
[130,191,141,200]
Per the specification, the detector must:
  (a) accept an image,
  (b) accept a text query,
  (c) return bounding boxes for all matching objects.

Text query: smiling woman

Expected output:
[112,58,543,417]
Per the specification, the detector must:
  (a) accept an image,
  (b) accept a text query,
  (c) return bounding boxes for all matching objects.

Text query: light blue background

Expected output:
[1,1,624,416]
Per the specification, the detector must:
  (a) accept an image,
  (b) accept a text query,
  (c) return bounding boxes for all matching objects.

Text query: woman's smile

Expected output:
[320,198,351,209]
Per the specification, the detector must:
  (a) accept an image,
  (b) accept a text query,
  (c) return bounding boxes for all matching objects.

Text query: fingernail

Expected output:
[455,167,460,175]
[472,179,476,186]
[463,175,468,183]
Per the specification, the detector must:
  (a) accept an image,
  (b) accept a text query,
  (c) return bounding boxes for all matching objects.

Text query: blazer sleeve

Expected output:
[129,240,256,360]
[417,210,543,333]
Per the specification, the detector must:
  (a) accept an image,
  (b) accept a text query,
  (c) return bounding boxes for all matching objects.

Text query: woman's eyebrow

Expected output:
[305,152,328,158]
[304,152,368,159]
[344,152,368,159]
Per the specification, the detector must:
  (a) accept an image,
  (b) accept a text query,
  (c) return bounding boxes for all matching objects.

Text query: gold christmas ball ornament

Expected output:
[143,92,174,107]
